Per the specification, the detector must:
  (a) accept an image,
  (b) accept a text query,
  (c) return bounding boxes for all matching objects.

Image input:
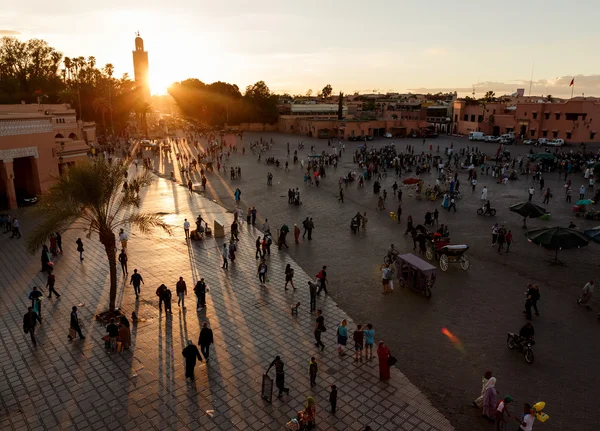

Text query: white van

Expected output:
[469,132,485,141]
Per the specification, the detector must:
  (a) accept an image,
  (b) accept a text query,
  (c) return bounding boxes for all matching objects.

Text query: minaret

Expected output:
[132,32,151,103]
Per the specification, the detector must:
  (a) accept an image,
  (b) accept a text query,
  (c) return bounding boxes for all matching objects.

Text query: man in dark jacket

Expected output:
[182,340,203,378]
[194,278,207,310]
[23,307,42,345]
[156,284,169,313]
[266,355,290,397]
[176,276,187,309]
[198,322,214,362]
[118,250,128,275]
[69,306,85,340]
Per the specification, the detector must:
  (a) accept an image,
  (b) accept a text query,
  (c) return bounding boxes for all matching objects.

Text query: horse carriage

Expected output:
[422,231,470,272]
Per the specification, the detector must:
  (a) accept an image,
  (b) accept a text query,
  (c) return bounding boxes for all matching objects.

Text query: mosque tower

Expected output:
[132,32,151,103]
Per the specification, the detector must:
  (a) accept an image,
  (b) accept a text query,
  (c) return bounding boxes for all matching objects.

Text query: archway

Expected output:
[55,133,64,139]
[68,132,78,140]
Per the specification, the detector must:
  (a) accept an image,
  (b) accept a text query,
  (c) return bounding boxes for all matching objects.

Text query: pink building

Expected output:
[453,97,599,142]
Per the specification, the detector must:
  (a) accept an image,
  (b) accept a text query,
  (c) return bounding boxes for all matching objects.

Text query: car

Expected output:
[469,131,486,141]
[384,132,393,138]
[523,139,537,145]
[347,136,357,141]
[536,138,548,146]
[426,132,438,138]
[546,139,565,147]
[366,135,373,141]
[485,136,501,143]
[18,195,39,206]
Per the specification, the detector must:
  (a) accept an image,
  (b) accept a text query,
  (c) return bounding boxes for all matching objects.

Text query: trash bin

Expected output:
[213,219,225,238]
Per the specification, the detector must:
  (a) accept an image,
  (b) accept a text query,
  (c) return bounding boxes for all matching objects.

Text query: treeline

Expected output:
[0,37,147,135]
[167,79,279,126]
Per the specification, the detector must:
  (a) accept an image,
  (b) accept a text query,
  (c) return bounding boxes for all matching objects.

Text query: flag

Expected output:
[569,78,574,87]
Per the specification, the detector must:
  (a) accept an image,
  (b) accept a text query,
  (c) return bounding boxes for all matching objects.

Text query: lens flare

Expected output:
[441,327,465,354]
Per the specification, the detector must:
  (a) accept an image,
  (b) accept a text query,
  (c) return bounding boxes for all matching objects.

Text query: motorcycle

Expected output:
[477,206,496,216]
[507,333,535,363]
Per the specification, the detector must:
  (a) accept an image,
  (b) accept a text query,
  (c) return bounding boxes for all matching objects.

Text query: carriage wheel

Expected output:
[439,254,449,271]
[399,278,407,288]
[425,245,434,261]
[383,255,391,265]
[460,254,470,270]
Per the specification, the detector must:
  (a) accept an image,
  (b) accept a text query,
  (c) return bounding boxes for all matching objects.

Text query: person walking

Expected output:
[433,208,439,226]
[55,232,63,253]
[316,265,328,295]
[46,270,60,298]
[294,223,300,244]
[542,188,551,204]
[472,370,493,408]
[353,324,364,362]
[577,280,594,307]
[198,322,214,361]
[182,340,203,378]
[528,186,534,201]
[156,284,168,313]
[257,259,268,284]
[284,264,295,290]
[278,224,290,249]
[29,286,43,318]
[377,341,391,380]
[505,230,513,252]
[497,225,506,252]
[517,403,536,431]
[187,179,193,194]
[481,186,488,202]
[118,249,128,275]
[491,223,499,246]
[23,307,42,345]
[306,217,314,240]
[495,396,513,431]
[130,269,144,298]
[302,217,309,239]
[266,356,290,397]
[309,357,318,387]
[539,176,545,191]
[222,244,229,269]
[184,219,191,240]
[255,236,263,259]
[40,245,51,272]
[234,188,241,204]
[314,310,325,351]
[363,324,375,360]
[338,188,344,203]
[118,229,128,250]
[566,186,572,203]
[308,280,318,313]
[251,206,257,225]
[194,278,207,310]
[448,196,457,212]
[176,276,187,309]
[482,377,497,421]
[329,384,338,414]
[10,218,21,239]
[69,306,85,340]
[579,185,586,200]
[530,284,540,316]
[76,238,84,262]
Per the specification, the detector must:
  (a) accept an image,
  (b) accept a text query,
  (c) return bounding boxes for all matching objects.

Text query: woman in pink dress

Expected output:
[377,341,391,380]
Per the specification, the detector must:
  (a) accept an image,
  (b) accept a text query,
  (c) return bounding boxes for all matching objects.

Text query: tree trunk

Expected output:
[100,231,118,311]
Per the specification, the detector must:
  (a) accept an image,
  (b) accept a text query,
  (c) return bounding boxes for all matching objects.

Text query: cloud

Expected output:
[423,48,447,56]
[408,74,600,97]
[0,30,21,36]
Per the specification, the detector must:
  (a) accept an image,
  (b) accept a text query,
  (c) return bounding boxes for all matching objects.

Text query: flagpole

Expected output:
[571,83,574,99]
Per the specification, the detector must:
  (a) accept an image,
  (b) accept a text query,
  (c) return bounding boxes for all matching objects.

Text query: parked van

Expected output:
[501,133,515,142]
[537,138,548,145]
[469,132,485,141]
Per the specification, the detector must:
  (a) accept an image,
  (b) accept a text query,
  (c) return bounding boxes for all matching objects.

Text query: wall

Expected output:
[237,123,278,132]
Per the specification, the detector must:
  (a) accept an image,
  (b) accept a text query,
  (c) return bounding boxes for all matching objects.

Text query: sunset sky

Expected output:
[2,0,599,97]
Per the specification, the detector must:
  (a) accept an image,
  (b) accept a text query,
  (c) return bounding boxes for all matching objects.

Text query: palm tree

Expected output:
[93,97,109,133]
[64,57,72,80]
[104,63,115,135]
[137,102,153,137]
[27,161,171,313]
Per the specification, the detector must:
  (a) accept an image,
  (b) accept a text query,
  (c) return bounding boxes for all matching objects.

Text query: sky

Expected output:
[2,0,600,98]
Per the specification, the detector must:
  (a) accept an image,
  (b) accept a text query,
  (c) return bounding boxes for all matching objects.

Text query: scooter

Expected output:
[477,205,496,216]
[507,333,535,363]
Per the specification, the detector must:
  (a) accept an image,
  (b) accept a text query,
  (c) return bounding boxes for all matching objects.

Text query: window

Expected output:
[477,115,483,123]
[555,113,560,120]
[542,130,548,137]
[463,115,468,121]
[544,113,550,120]
[553,131,558,138]
[591,132,596,140]
[530,130,535,137]
[532,112,537,119]
[290,125,294,130]
[493,109,496,114]
[470,115,475,122]
[566,132,572,139]
[454,114,458,122]
[524,112,527,116]
[565,113,578,121]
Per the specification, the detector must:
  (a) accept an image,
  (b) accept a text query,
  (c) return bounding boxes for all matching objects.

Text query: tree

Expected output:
[322,84,333,99]
[483,91,496,103]
[547,94,553,103]
[337,92,344,120]
[27,161,171,313]
[306,89,313,98]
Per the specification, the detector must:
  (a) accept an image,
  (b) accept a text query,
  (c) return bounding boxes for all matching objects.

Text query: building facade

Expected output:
[453,97,599,142]
[132,33,151,103]
[0,104,95,209]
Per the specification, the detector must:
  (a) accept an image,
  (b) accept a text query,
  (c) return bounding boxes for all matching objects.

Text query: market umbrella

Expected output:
[402,178,421,185]
[525,226,590,265]
[584,226,600,243]
[509,201,547,228]
[575,199,594,206]
[535,153,557,160]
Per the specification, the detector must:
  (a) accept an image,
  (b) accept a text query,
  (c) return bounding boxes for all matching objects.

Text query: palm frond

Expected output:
[114,212,172,235]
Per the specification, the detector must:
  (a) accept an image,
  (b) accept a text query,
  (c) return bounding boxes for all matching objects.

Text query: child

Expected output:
[363,324,375,361]
[329,384,338,414]
[353,324,364,362]
[309,357,318,387]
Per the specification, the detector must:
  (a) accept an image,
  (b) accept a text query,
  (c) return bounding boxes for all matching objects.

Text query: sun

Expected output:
[149,73,171,96]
